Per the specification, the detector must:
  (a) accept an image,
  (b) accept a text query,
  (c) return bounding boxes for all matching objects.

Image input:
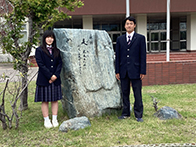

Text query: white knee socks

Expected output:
[52,115,57,121]
[44,116,50,121]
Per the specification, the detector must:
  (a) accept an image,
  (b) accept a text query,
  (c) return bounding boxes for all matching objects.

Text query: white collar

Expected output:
[46,45,52,48]
[126,31,135,41]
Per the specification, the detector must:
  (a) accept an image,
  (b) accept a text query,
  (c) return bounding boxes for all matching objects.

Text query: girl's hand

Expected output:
[49,80,53,83]
[50,75,57,81]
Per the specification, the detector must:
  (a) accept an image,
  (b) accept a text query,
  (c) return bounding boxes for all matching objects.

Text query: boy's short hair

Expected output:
[124,16,136,26]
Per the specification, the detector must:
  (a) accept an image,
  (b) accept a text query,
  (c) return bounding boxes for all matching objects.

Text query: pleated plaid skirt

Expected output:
[35,83,62,102]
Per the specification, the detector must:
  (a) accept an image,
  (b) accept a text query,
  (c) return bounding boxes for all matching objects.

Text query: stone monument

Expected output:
[54,28,122,118]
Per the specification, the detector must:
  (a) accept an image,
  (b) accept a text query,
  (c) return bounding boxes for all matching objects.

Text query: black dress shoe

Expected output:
[136,118,143,122]
[118,116,130,119]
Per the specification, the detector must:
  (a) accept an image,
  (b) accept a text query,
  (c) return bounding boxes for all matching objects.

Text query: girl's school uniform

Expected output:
[34,46,62,102]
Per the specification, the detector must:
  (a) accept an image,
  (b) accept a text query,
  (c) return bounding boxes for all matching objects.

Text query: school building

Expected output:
[53,0,196,86]
[1,0,196,58]
[53,0,196,53]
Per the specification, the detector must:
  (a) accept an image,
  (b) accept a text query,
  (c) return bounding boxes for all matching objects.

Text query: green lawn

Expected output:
[0,81,196,147]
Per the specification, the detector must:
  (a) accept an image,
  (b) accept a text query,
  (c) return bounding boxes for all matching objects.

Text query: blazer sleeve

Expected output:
[35,48,53,80]
[140,35,147,75]
[115,37,120,74]
[54,54,62,79]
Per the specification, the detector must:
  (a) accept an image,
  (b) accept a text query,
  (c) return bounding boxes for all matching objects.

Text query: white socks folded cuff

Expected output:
[44,115,58,128]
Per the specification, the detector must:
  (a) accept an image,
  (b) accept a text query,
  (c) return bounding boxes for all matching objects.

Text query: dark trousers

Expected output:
[120,73,143,118]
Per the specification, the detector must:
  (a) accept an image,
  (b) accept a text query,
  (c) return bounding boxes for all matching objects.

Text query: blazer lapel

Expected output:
[123,34,127,46]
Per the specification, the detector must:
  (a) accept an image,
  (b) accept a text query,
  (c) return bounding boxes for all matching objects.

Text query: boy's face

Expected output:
[125,20,136,33]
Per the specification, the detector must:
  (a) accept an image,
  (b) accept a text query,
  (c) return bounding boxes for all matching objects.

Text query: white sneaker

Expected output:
[52,120,59,127]
[44,119,53,128]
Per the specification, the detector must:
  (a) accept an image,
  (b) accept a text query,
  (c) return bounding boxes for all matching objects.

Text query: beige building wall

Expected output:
[135,14,147,50]
[82,15,93,29]
[187,12,196,51]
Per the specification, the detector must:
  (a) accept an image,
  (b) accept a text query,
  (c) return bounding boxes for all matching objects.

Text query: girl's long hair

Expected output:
[41,30,60,58]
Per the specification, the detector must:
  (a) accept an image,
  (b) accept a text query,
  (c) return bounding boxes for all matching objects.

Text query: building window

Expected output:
[147,23,167,53]
[53,18,82,29]
[18,24,28,44]
[147,21,187,52]
[147,23,166,30]
[180,22,186,50]
[93,24,120,31]
[93,23,124,51]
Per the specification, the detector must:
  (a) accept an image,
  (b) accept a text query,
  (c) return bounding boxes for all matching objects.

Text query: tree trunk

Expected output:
[19,62,28,111]
[0,79,9,130]
[0,113,7,130]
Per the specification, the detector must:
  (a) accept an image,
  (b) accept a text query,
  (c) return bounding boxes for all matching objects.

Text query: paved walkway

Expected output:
[0,63,38,83]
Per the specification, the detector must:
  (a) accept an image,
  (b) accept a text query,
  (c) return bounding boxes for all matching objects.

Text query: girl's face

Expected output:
[45,36,54,45]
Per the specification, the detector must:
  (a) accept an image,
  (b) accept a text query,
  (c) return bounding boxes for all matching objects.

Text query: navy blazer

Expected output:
[35,46,62,86]
[115,33,146,79]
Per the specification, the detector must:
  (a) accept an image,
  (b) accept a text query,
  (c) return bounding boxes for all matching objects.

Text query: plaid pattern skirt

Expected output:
[35,83,62,102]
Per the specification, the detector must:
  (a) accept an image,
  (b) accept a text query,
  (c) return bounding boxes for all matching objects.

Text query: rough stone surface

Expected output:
[54,28,122,118]
[154,106,182,120]
[59,116,91,132]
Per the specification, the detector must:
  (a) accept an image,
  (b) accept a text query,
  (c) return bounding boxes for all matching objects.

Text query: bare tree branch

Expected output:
[13,71,38,107]
[0,70,38,129]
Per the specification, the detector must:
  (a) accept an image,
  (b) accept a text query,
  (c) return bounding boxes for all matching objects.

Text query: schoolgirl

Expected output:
[35,30,62,128]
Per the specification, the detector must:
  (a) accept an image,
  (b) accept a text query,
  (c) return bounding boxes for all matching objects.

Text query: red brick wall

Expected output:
[29,56,37,67]
[143,61,196,86]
